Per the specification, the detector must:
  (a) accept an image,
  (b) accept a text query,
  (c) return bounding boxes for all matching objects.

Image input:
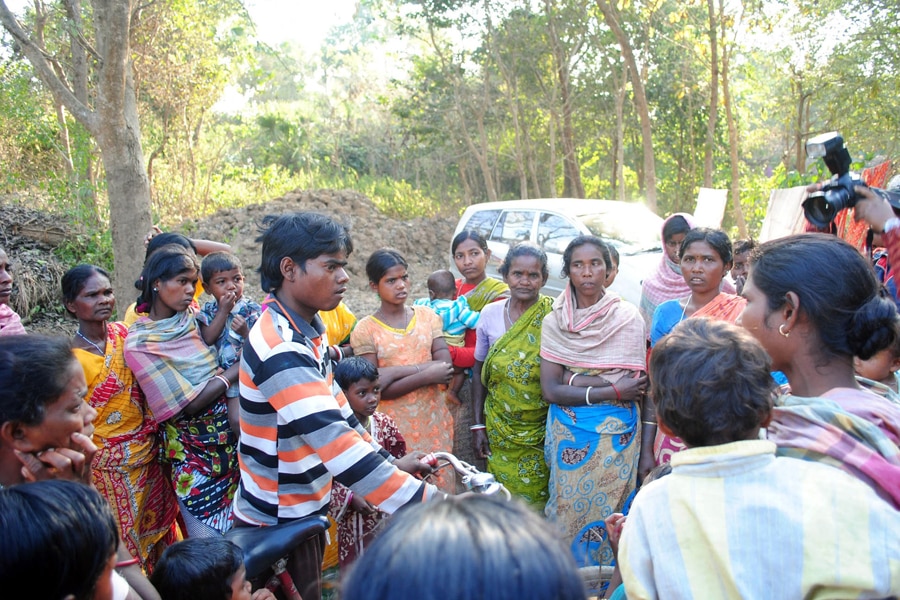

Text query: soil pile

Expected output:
[0,202,72,331]
[4,189,458,333]
[182,189,457,316]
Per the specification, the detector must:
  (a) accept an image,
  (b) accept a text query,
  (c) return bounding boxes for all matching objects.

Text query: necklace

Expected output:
[376,306,411,331]
[76,330,106,355]
[504,299,517,328]
[679,294,693,322]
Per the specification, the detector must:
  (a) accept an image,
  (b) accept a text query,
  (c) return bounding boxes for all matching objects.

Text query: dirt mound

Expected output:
[0,202,72,331]
[4,189,457,333]
[180,189,458,317]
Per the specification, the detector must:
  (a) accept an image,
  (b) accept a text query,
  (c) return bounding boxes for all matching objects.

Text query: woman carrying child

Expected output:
[738,233,900,507]
[351,249,455,487]
[196,252,262,436]
[449,231,509,462]
[124,244,240,537]
[471,244,553,510]
[63,264,178,570]
[648,228,745,463]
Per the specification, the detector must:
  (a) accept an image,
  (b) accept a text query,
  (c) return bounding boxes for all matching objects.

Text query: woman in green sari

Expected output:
[471,244,553,509]
[451,230,509,466]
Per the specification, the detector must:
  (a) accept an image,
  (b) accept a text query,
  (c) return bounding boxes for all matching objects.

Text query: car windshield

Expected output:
[578,208,661,254]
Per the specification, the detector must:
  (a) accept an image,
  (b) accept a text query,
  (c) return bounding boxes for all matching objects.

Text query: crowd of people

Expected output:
[1,185,900,600]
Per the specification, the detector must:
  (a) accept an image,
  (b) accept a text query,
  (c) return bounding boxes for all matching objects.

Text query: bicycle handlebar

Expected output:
[420,451,511,500]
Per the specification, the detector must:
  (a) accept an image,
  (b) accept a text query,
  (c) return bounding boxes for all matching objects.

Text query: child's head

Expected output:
[257,212,353,295]
[341,495,586,600]
[650,318,775,448]
[731,238,756,282]
[366,249,409,303]
[151,538,250,600]
[335,357,381,419]
[662,215,693,263]
[0,480,119,600]
[855,320,900,382]
[201,252,245,303]
[427,269,456,301]
[604,244,620,288]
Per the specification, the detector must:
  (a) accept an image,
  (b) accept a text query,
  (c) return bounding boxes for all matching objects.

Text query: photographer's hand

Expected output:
[853,185,896,232]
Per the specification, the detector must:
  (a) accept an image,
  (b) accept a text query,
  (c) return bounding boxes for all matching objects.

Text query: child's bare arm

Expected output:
[200,312,227,346]
[201,293,238,346]
[191,238,231,256]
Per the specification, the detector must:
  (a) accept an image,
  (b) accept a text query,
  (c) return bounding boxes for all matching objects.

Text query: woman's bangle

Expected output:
[470,423,486,431]
[331,345,343,361]
[585,386,594,406]
[214,374,231,390]
[568,372,579,386]
[611,382,621,402]
[115,558,140,569]
[642,420,658,426]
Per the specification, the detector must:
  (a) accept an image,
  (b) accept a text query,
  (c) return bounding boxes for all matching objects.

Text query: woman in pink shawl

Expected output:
[0,247,25,335]
[540,236,650,569]
[639,214,736,330]
[738,234,900,507]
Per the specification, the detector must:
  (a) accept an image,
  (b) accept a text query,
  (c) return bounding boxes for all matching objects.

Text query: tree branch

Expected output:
[0,1,97,131]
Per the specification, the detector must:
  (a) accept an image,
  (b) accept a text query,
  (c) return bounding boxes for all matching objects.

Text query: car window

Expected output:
[492,211,536,245]
[578,207,661,252]
[538,212,580,254]
[461,209,501,238]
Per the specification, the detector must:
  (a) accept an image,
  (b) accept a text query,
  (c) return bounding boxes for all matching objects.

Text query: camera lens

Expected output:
[802,191,837,228]
[802,187,852,228]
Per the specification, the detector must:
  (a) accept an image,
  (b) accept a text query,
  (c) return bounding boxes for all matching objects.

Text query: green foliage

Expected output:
[4,0,899,241]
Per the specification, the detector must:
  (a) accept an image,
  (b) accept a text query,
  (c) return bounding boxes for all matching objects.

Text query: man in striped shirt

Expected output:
[235,212,443,599]
[619,319,900,599]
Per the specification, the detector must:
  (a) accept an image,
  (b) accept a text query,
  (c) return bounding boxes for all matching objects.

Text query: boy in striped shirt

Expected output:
[235,212,442,600]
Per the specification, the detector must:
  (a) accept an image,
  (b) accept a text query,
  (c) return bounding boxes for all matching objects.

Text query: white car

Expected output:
[451,199,664,306]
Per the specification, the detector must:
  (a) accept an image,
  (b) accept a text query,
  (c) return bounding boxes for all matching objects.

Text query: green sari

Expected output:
[464,277,509,311]
[482,295,554,510]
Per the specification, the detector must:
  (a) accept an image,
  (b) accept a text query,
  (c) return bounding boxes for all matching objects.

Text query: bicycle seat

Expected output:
[225,515,330,578]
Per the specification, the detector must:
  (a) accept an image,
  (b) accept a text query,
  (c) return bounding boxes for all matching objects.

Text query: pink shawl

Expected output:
[639,213,736,326]
[540,284,646,372]
[0,304,25,336]
[768,387,900,508]
[639,213,697,325]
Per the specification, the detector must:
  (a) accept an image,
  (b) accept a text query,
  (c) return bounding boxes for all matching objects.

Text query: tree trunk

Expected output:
[545,0,584,198]
[595,0,657,211]
[484,0,528,198]
[0,0,153,305]
[703,0,719,187]
[720,0,748,238]
[614,67,627,201]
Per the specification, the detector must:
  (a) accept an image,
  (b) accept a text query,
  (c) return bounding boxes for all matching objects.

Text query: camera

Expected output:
[802,132,900,228]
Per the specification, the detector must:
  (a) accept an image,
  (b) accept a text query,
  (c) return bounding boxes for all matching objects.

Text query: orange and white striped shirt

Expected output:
[234,303,439,525]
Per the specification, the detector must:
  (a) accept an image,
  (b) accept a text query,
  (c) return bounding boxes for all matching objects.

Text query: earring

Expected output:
[779,324,790,338]
[152,287,158,292]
